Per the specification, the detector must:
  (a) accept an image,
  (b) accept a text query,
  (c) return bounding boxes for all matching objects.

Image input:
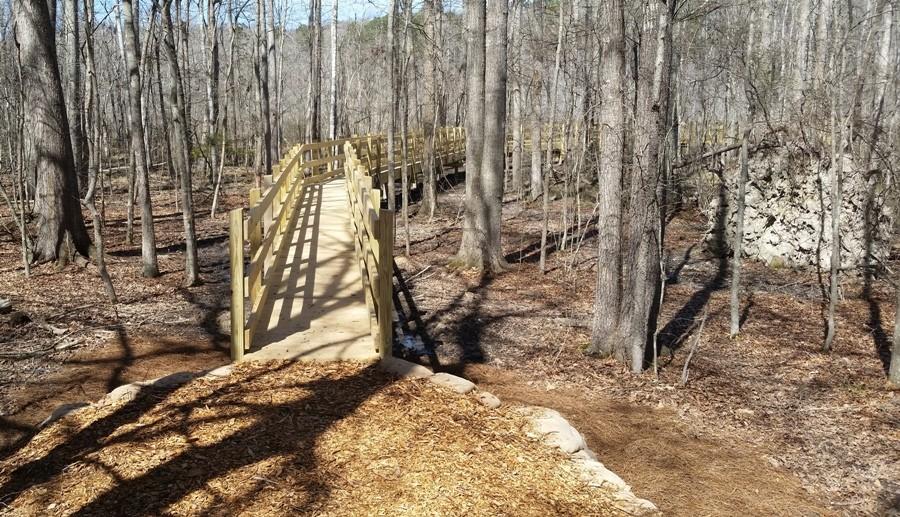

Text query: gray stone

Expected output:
[103,383,142,404]
[475,391,501,409]
[205,365,235,379]
[528,408,587,454]
[429,372,476,394]
[39,402,90,428]
[138,371,197,389]
[379,357,434,379]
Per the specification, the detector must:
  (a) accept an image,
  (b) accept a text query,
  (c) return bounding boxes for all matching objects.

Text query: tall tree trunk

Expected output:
[620,0,673,372]
[387,0,397,211]
[266,0,278,156]
[14,0,91,263]
[529,106,541,200]
[730,5,757,337]
[163,0,199,286]
[480,0,508,269]
[539,1,565,273]
[421,0,439,217]
[206,0,220,183]
[82,0,117,302]
[121,0,159,277]
[329,0,338,139]
[255,0,271,177]
[306,0,322,142]
[588,0,626,358]
[454,0,487,268]
[63,0,84,189]
[509,1,523,195]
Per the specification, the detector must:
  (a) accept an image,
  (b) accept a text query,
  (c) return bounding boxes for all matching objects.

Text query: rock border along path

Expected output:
[379,357,660,516]
[34,358,658,516]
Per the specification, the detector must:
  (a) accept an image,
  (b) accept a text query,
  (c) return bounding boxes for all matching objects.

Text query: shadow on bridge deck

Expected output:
[245,178,377,362]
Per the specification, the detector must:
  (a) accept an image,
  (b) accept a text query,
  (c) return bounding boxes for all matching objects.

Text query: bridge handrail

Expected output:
[228,138,363,361]
[343,142,395,357]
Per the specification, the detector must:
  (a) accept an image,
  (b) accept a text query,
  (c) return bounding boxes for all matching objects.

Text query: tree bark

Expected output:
[14,0,92,263]
[454,0,488,269]
[82,0,117,303]
[206,0,220,183]
[162,0,199,286]
[63,0,84,189]
[589,0,626,358]
[306,0,322,142]
[329,0,338,139]
[121,0,159,277]
[619,0,673,372]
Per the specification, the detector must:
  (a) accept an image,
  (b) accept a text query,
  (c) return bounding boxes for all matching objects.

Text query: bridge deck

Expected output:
[245,178,377,362]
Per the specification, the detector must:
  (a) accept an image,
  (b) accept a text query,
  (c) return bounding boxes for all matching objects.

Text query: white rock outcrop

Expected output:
[704,145,891,268]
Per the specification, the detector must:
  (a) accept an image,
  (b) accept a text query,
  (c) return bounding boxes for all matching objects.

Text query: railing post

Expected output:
[229,207,245,361]
[378,210,395,358]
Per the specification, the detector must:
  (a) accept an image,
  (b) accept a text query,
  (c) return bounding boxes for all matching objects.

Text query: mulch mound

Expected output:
[0,361,623,516]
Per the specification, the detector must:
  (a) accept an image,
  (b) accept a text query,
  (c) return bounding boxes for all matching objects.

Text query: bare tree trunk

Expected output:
[14,0,92,263]
[266,0,278,156]
[121,0,159,277]
[305,0,322,142]
[620,0,673,373]
[529,108,541,200]
[256,0,272,177]
[83,0,117,303]
[205,0,220,183]
[211,0,237,218]
[480,0,508,269]
[454,0,487,268]
[589,0,626,358]
[421,0,439,217]
[63,0,84,189]
[730,5,756,337]
[539,1,565,273]
[162,0,199,286]
[509,3,523,196]
[387,0,397,211]
[329,0,338,139]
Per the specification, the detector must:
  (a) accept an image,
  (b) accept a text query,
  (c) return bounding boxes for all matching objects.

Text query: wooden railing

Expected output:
[341,127,466,358]
[228,137,363,361]
[228,128,466,361]
[343,143,395,357]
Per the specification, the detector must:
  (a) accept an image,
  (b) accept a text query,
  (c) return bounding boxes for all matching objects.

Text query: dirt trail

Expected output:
[0,333,228,456]
[464,365,831,516]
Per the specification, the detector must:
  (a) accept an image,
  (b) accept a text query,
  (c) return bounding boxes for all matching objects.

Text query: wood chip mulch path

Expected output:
[0,361,623,516]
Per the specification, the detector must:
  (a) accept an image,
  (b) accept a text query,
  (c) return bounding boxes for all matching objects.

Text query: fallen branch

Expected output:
[680,309,709,387]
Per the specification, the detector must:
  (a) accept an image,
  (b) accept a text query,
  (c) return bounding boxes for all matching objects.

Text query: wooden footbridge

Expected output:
[228,129,465,362]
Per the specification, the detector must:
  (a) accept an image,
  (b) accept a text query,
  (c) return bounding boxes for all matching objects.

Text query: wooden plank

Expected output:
[229,208,245,361]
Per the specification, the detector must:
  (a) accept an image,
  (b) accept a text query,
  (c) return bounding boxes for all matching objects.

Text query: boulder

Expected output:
[379,357,434,379]
[475,391,502,409]
[526,407,587,454]
[429,372,476,394]
[39,402,90,428]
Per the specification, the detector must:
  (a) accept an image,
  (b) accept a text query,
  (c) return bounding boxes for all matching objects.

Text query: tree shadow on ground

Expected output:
[0,363,395,515]
[502,215,599,266]
[657,180,730,353]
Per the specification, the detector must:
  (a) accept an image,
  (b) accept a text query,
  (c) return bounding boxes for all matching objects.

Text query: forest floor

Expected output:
[393,173,900,516]
[0,173,243,456]
[0,166,897,516]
